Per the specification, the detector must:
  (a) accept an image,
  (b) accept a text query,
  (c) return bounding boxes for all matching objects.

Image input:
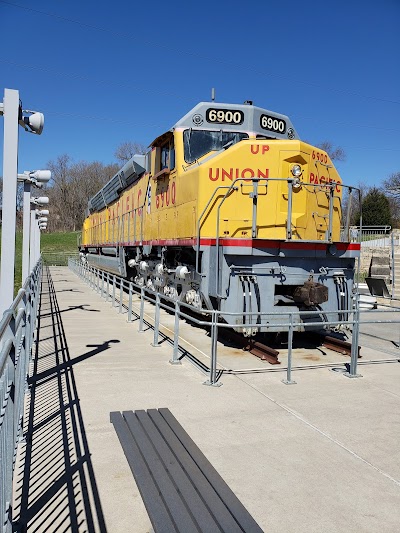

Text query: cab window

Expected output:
[156,137,175,173]
[183,130,248,163]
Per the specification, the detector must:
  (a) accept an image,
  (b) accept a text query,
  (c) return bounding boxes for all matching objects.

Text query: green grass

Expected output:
[41,231,80,253]
[0,230,80,296]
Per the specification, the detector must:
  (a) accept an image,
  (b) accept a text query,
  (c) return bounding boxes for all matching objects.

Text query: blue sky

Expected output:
[1,0,399,189]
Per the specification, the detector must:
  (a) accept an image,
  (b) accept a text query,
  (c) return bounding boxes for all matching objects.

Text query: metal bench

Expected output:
[110,408,263,533]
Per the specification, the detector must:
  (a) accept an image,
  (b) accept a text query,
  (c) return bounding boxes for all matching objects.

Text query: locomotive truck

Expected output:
[80,100,360,335]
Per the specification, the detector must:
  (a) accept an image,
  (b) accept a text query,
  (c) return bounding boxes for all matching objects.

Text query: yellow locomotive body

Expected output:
[81,102,359,334]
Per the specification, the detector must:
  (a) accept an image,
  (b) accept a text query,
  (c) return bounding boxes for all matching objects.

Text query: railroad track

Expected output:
[220,330,361,365]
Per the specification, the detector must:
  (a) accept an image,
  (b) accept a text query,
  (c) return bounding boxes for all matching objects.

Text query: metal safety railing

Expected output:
[351,225,393,248]
[69,259,400,389]
[0,260,42,533]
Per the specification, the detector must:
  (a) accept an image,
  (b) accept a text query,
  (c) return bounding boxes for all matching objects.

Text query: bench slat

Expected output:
[147,409,244,533]
[123,411,199,533]
[110,411,177,533]
[159,408,263,533]
[135,409,222,533]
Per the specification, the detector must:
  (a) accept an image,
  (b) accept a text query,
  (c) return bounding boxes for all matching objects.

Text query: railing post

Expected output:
[204,312,222,386]
[101,270,105,298]
[282,313,296,384]
[127,282,133,322]
[106,273,110,302]
[138,286,145,332]
[151,292,161,347]
[344,292,362,379]
[170,300,182,365]
[391,231,395,299]
[112,275,116,307]
[119,279,123,314]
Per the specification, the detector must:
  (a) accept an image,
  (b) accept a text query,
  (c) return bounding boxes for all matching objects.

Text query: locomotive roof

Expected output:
[172,101,299,140]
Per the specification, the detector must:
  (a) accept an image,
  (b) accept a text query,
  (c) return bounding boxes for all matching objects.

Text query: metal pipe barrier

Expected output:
[69,259,400,389]
[0,260,42,533]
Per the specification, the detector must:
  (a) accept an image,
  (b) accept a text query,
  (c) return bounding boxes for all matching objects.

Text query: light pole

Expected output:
[18,170,51,283]
[38,221,47,262]
[0,88,45,317]
[29,197,49,272]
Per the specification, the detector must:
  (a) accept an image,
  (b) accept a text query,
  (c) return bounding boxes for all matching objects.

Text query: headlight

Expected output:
[291,164,302,177]
[292,178,302,190]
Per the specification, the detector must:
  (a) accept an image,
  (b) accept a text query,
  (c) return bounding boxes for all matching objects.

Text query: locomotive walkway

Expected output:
[11,265,400,532]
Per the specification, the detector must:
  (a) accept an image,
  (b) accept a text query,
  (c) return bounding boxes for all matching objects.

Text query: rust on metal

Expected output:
[219,330,280,364]
[245,340,280,365]
[322,335,361,358]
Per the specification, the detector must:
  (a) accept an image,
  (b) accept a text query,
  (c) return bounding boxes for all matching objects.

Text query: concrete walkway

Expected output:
[13,266,400,532]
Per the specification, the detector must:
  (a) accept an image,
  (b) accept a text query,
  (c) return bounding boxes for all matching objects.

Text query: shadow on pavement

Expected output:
[13,267,109,532]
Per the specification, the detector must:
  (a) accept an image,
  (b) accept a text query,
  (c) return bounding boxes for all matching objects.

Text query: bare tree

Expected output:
[45,155,119,231]
[114,141,147,165]
[383,171,400,199]
[317,141,346,162]
[383,172,400,227]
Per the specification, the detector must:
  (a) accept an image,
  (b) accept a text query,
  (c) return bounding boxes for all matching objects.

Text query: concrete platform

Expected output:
[13,266,400,532]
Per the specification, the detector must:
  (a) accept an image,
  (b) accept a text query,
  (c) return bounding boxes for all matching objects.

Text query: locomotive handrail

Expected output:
[196,185,233,272]
[327,181,335,242]
[88,202,146,248]
[286,178,294,240]
[214,178,269,298]
[193,176,350,299]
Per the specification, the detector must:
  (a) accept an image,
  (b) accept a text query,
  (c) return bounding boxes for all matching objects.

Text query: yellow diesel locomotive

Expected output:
[80,101,360,334]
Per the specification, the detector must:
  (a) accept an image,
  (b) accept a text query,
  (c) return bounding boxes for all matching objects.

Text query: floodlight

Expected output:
[21,110,44,135]
[29,169,51,182]
[31,196,49,206]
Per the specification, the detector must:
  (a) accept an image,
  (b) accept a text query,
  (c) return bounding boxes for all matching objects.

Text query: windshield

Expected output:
[183,130,248,163]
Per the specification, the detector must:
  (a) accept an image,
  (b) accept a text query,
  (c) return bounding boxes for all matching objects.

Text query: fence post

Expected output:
[112,275,116,307]
[127,282,133,322]
[151,292,161,347]
[204,312,222,386]
[170,300,182,365]
[282,313,296,384]
[391,231,395,299]
[344,292,362,378]
[138,286,145,332]
[119,279,123,314]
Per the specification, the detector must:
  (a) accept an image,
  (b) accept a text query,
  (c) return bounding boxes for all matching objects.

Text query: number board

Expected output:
[206,108,244,125]
[260,114,286,134]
